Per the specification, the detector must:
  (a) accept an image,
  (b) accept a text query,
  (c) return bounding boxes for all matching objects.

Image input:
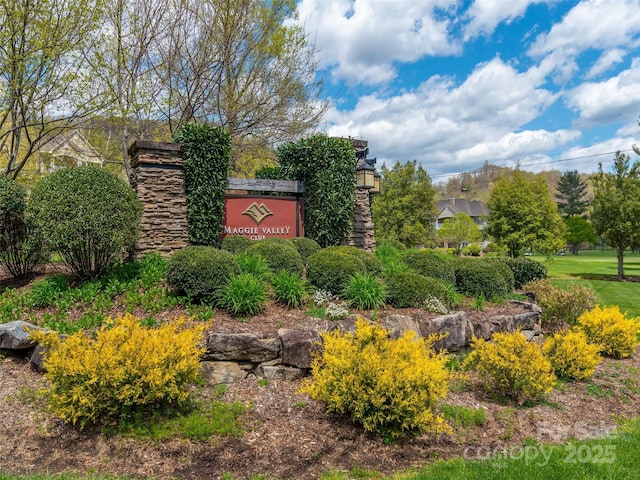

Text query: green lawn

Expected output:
[533,250,640,318]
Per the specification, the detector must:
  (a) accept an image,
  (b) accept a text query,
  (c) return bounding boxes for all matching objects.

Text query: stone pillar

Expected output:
[128,140,189,257]
[347,138,376,252]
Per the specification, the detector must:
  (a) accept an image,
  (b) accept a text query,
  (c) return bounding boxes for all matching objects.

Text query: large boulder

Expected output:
[278,328,322,369]
[0,321,43,350]
[203,333,280,362]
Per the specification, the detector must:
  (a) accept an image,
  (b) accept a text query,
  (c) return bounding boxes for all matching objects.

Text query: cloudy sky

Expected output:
[294,0,640,181]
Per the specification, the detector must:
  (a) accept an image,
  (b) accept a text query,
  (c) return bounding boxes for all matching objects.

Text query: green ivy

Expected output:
[174,123,231,246]
[272,135,355,248]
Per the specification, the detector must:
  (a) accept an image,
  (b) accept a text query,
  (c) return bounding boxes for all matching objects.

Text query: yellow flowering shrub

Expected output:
[300,317,452,440]
[577,305,640,359]
[542,329,602,380]
[463,331,556,403]
[30,314,207,428]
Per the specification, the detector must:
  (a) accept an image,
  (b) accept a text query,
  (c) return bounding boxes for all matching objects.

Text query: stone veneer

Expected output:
[128,140,189,257]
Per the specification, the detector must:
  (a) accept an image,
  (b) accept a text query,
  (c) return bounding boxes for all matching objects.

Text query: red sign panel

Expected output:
[221,196,303,241]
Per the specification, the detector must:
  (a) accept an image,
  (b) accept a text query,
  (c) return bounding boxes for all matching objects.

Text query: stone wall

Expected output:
[348,189,376,251]
[128,141,189,257]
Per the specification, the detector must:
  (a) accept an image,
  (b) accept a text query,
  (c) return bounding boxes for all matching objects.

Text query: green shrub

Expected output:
[382,239,407,251]
[464,331,556,403]
[289,237,321,264]
[342,272,387,310]
[26,166,142,279]
[461,244,482,256]
[450,258,509,300]
[494,257,547,289]
[174,123,230,246]
[220,235,252,254]
[218,273,267,315]
[245,238,303,275]
[542,329,602,380]
[271,270,308,308]
[0,175,44,278]
[167,246,240,302]
[523,279,596,327]
[577,305,640,358]
[385,271,451,308]
[485,258,516,292]
[236,251,271,280]
[30,313,206,428]
[301,318,452,440]
[404,250,455,285]
[307,248,366,295]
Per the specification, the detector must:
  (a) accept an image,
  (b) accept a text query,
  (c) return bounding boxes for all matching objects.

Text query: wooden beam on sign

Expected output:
[227,177,305,193]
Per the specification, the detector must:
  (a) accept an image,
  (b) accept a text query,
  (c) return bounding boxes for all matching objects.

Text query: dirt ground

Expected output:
[1,267,639,479]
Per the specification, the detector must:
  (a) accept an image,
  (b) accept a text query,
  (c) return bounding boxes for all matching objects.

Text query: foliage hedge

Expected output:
[494,256,547,289]
[449,258,509,299]
[0,175,43,277]
[174,123,231,246]
[220,235,252,254]
[325,246,383,276]
[26,166,142,279]
[245,238,303,275]
[167,246,240,302]
[385,271,451,308]
[307,248,366,295]
[403,249,455,285]
[485,258,516,292]
[289,237,321,263]
[274,135,355,248]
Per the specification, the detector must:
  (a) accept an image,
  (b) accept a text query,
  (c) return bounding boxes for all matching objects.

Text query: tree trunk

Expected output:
[617,248,625,280]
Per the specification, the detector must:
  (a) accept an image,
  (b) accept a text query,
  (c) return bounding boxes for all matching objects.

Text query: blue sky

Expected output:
[294,0,640,181]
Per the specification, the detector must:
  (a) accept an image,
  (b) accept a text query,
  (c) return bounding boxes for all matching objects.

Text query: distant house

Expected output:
[36,130,104,174]
[436,198,489,249]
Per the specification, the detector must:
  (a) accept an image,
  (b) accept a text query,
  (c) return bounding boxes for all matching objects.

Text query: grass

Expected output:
[534,250,640,317]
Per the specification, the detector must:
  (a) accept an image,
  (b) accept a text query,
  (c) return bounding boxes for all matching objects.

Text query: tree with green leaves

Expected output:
[591,151,640,280]
[437,212,482,255]
[0,0,107,179]
[556,170,589,218]
[487,170,566,257]
[372,161,437,248]
[564,216,597,255]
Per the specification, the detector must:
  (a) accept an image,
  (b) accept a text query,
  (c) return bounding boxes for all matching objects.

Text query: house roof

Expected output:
[39,130,104,165]
[437,198,488,220]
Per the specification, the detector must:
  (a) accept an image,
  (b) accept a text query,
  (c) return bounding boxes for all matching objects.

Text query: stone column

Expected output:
[128,140,189,257]
[347,138,376,252]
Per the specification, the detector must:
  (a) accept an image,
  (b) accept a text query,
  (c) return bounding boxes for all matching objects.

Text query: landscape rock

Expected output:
[256,365,306,381]
[432,312,470,352]
[0,321,43,350]
[201,361,249,385]
[203,333,280,362]
[382,315,422,339]
[278,328,322,369]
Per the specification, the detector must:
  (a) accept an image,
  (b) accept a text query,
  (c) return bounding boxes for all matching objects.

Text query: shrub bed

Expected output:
[245,238,303,276]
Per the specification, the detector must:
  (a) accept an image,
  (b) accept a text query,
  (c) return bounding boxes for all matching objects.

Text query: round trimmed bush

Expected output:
[485,258,515,292]
[450,258,508,300]
[167,246,240,302]
[289,237,321,263]
[323,246,383,276]
[26,166,142,279]
[385,271,451,308]
[307,248,366,295]
[403,250,455,285]
[245,238,303,275]
[220,235,252,254]
[494,257,547,289]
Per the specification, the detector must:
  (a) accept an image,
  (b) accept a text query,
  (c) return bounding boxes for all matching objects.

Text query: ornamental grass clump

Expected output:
[542,329,602,380]
[577,305,640,359]
[342,272,387,310]
[463,331,556,403]
[301,318,452,440]
[29,314,207,428]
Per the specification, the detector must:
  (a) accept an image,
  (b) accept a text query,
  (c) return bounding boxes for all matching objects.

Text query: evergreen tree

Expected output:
[556,170,589,218]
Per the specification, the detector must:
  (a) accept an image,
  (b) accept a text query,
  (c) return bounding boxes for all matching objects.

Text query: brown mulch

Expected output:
[1,269,640,479]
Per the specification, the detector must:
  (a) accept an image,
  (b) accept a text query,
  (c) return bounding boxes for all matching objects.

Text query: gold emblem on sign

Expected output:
[242,202,274,225]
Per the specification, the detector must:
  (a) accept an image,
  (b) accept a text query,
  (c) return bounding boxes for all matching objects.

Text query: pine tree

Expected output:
[556,170,589,218]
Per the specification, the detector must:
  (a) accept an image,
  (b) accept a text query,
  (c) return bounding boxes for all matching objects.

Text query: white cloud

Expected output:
[586,49,627,78]
[463,0,542,40]
[565,58,640,124]
[296,0,460,85]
